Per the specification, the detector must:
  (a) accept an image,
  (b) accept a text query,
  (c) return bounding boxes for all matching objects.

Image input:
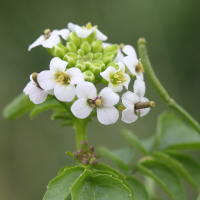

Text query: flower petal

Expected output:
[134,79,145,98]
[23,81,33,95]
[122,91,140,107]
[99,87,119,107]
[66,68,84,85]
[122,73,131,90]
[37,70,56,90]
[116,62,125,73]
[42,34,60,48]
[68,22,75,32]
[122,56,138,75]
[122,106,138,123]
[45,89,54,95]
[102,42,111,48]
[29,85,48,104]
[93,27,107,41]
[54,84,75,102]
[75,25,92,38]
[100,66,117,81]
[122,45,137,58]
[108,82,123,92]
[114,49,124,62]
[139,97,150,117]
[28,35,45,51]
[49,57,68,73]
[71,98,92,119]
[136,72,144,81]
[97,106,119,125]
[76,82,97,99]
[52,29,70,40]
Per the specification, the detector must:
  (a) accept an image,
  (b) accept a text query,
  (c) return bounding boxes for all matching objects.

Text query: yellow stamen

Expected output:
[95,99,102,106]
[116,81,121,83]
[122,78,127,82]
[44,29,50,35]
[117,71,123,75]
[86,22,92,29]
[111,79,113,82]
[113,74,118,78]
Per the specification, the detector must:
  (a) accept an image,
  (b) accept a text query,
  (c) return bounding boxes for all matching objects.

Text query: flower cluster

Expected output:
[24,22,154,125]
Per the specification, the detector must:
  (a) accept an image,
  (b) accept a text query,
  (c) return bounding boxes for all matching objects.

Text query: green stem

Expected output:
[73,118,87,150]
[138,38,200,134]
[144,176,157,199]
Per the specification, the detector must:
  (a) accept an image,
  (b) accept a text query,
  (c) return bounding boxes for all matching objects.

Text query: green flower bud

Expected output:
[83,70,95,82]
[85,62,91,70]
[87,52,93,60]
[77,55,82,60]
[103,44,119,57]
[51,43,67,59]
[89,60,105,75]
[77,49,84,56]
[91,40,103,53]
[67,32,81,48]
[66,42,77,53]
[106,61,118,69]
[80,41,91,54]
[93,52,102,60]
[75,60,87,72]
[80,30,96,44]
[63,52,77,68]
[102,53,115,65]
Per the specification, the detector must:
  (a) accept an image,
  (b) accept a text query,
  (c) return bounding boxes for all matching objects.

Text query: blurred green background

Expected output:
[1,0,200,199]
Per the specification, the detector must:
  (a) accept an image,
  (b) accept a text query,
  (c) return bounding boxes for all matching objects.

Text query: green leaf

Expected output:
[93,170,118,178]
[136,158,186,200]
[152,151,198,191]
[43,166,85,200]
[97,146,129,170]
[140,135,155,152]
[70,169,134,200]
[122,129,148,155]
[57,165,74,176]
[3,93,34,120]
[165,150,200,192]
[51,112,71,120]
[156,112,200,150]
[126,176,149,200]
[30,97,63,119]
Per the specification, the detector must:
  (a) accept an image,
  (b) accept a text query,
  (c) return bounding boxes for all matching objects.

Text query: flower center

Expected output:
[88,96,103,108]
[43,29,51,39]
[82,22,98,30]
[55,71,70,85]
[110,71,127,84]
[135,59,144,73]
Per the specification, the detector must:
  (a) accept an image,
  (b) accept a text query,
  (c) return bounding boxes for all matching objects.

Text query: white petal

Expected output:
[102,42,111,48]
[97,106,119,125]
[68,22,75,32]
[75,25,92,38]
[134,79,145,98]
[42,34,60,48]
[122,106,138,123]
[71,99,92,118]
[121,73,131,90]
[45,89,54,95]
[49,57,68,73]
[123,56,138,75]
[94,27,107,41]
[76,82,97,99]
[108,82,123,92]
[99,87,119,107]
[23,81,33,95]
[52,29,70,40]
[29,85,48,104]
[122,91,140,108]
[139,96,150,117]
[54,84,75,102]
[122,45,137,58]
[66,68,84,85]
[37,70,56,90]
[28,35,45,51]
[116,62,125,73]
[136,72,144,81]
[100,66,117,81]
[113,50,124,62]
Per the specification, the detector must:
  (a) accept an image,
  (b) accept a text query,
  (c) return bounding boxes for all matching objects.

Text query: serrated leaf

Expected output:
[165,150,200,192]
[156,112,200,150]
[30,97,63,119]
[152,151,198,191]
[122,129,148,155]
[97,146,129,170]
[70,169,134,200]
[3,93,34,120]
[136,158,186,200]
[126,176,149,200]
[43,166,85,200]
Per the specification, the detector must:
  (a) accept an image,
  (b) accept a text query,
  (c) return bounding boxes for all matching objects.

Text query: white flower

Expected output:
[68,22,107,41]
[28,28,70,51]
[100,62,130,92]
[71,82,119,125]
[37,57,84,102]
[122,45,144,80]
[121,79,150,123]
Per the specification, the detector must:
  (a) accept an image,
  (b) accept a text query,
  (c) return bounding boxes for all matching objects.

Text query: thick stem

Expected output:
[73,118,87,150]
[138,38,200,134]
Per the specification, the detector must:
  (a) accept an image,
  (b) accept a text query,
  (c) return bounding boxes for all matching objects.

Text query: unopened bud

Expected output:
[83,70,95,82]
[91,40,103,53]
[32,72,38,84]
[87,52,93,60]
[93,52,102,60]
[75,61,87,72]
[106,62,118,69]
[89,60,105,75]
[80,30,96,44]
[90,157,98,165]
[80,141,88,149]
[80,41,91,54]
[67,32,80,48]
[51,43,67,59]
[90,146,94,152]
[66,42,77,53]
[63,52,77,68]
[77,49,84,56]
[103,44,119,57]
[102,53,115,65]
[74,151,78,158]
